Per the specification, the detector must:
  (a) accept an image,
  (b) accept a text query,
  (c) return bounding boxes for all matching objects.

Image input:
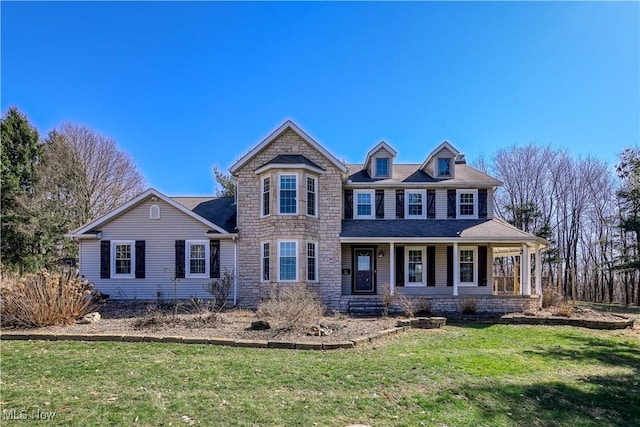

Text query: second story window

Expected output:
[376,157,389,177]
[278,174,297,215]
[457,189,478,218]
[354,190,375,219]
[306,175,317,217]
[438,158,451,177]
[261,176,270,217]
[405,190,426,219]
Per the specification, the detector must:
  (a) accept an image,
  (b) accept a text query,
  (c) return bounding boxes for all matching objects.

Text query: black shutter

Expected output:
[427,189,436,219]
[447,190,456,219]
[395,246,404,287]
[375,189,384,219]
[427,246,436,287]
[446,245,453,286]
[135,240,145,279]
[478,189,488,219]
[344,189,353,219]
[396,189,404,219]
[100,240,110,279]
[210,240,220,278]
[175,240,185,279]
[478,245,488,286]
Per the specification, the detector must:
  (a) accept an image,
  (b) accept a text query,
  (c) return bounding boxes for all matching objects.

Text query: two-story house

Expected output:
[68,120,547,314]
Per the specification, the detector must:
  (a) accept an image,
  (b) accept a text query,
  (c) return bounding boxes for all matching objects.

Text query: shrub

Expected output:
[458,298,477,315]
[542,286,564,309]
[203,269,234,311]
[380,283,395,317]
[552,301,575,318]
[256,283,324,329]
[395,292,415,317]
[1,269,96,328]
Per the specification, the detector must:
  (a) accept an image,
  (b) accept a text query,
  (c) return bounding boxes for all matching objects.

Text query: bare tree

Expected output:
[43,123,146,227]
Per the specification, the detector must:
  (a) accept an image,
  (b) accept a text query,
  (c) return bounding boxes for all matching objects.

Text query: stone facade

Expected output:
[234,129,344,309]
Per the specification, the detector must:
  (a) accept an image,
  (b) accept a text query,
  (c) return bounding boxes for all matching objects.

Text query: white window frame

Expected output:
[405,246,426,286]
[437,157,452,177]
[185,240,210,279]
[375,157,390,178]
[150,204,160,220]
[260,241,270,282]
[278,173,298,215]
[457,189,478,219]
[354,189,375,219]
[306,174,318,218]
[459,246,478,286]
[306,240,318,282]
[277,240,298,282]
[405,189,427,219]
[261,175,271,218]
[111,240,135,279]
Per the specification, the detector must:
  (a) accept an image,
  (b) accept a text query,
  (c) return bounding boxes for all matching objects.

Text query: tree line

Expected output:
[477,143,640,306]
[1,108,146,271]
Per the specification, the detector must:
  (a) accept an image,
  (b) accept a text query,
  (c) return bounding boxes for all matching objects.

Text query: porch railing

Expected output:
[493,276,520,295]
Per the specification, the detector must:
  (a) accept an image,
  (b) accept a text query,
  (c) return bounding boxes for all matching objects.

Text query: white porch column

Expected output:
[453,242,459,296]
[521,244,530,295]
[535,244,542,296]
[389,243,396,296]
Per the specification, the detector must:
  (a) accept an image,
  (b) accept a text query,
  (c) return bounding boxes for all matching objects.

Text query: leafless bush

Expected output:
[395,292,414,317]
[380,283,395,317]
[458,298,478,315]
[256,283,325,329]
[542,286,564,309]
[552,301,576,317]
[203,269,234,311]
[414,298,432,316]
[1,269,96,328]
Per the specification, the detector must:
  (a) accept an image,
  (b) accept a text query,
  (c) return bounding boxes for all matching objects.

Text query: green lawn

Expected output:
[1,324,638,426]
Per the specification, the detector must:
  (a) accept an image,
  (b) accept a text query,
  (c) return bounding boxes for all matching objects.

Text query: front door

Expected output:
[353,248,375,294]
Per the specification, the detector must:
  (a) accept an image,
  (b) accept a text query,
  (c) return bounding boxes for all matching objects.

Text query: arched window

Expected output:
[150,204,160,220]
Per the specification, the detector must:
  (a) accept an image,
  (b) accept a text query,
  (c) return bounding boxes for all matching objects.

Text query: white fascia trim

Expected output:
[65,232,102,240]
[230,120,347,175]
[340,237,543,244]
[69,188,232,237]
[254,163,325,175]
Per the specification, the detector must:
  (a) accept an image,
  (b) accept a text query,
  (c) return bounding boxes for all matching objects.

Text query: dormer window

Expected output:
[438,158,451,177]
[375,157,390,177]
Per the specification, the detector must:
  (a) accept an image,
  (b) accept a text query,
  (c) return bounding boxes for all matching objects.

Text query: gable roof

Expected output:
[363,141,397,170]
[254,154,325,174]
[67,188,237,238]
[229,120,347,175]
[172,196,237,233]
[420,140,461,171]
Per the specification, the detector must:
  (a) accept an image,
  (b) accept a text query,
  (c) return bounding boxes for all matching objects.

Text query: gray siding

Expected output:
[384,189,395,219]
[79,198,235,301]
[435,189,448,220]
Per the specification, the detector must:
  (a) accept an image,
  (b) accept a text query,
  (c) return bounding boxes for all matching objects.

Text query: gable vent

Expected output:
[150,204,160,220]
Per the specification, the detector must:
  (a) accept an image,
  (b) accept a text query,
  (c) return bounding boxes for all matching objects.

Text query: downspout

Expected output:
[233,236,238,307]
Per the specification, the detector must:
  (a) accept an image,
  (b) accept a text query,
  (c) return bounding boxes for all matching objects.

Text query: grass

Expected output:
[1,324,639,426]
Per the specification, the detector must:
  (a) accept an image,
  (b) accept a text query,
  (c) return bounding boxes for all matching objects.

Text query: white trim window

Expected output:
[437,157,452,177]
[306,175,317,217]
[375,157,390,177]
[112,240,135,278]
[150,204,160,220]
[354,190,375,219]
[261,175,271,217]
[278,174,298,215]
[405,246,425,286]
[457,189,478,219]
[278,240,298,282]
[186,240,209,278]
[459,246,477,286]
[261,242,270,282]
[405,190,426,219]
[307,241,318,282]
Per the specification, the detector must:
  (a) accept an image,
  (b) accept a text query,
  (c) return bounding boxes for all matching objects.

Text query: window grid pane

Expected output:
[262,177,270,216]
[408,249,423,283]
[357,193,372,216]
[307,242,316,281]
[189,244,206,274]
[408,193,423,216]
[279,242,297,281]
[279,176,297,214]
[262,243,270,281]
[459,193,475,216]
[307,177,316,216]
[460,249,474,282]
[115,244,131,275]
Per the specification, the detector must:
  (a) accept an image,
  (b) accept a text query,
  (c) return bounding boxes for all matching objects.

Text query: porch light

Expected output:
[378,250,384,258]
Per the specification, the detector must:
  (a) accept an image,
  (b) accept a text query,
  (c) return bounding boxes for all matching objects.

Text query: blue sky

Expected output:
[2,1,639,195]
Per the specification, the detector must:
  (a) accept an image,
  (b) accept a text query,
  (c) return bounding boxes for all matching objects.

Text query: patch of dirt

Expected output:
[21,301,399,343]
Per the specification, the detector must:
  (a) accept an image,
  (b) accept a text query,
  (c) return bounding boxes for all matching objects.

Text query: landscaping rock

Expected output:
[308,325,332,336]
[250,320,271,330]
[77,312,101,324]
